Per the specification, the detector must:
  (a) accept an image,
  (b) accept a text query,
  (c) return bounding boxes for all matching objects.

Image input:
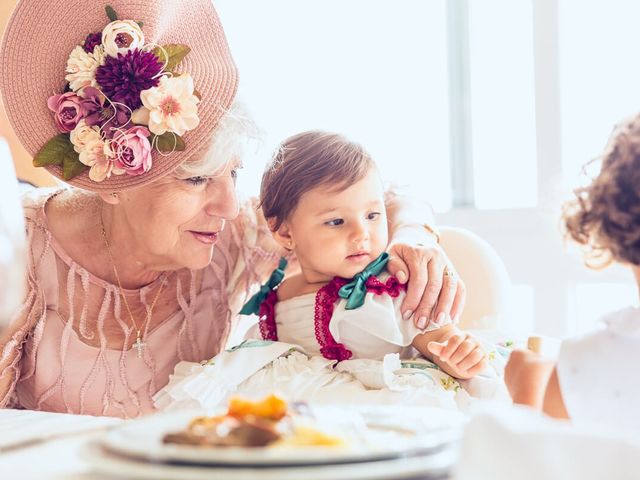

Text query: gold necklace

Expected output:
[100,215,167,358]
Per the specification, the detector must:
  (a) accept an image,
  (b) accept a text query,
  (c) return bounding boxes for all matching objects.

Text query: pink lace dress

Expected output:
[0,189,283,418]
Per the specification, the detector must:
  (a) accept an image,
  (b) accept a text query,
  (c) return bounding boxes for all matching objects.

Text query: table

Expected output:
[0,409,122,479]
[0,409,451,480]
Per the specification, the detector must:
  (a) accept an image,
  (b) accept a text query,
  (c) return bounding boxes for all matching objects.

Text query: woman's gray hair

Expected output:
[173,100,259,179]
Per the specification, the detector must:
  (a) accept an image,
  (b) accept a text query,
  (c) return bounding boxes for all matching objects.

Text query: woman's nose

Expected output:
[204,175,239,220]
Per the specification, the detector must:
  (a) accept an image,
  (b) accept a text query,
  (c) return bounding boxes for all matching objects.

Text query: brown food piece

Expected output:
[162,415,282,448]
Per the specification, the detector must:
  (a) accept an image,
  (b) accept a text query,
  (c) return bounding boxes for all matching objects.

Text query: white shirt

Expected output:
[274,274,447,360]
[557,307,640,431]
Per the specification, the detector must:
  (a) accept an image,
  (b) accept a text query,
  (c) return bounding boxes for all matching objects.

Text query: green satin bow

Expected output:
[240,257,288,315]
[338,252,389,310]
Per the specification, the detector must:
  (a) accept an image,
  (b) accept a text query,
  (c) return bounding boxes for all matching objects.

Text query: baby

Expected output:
[155,131,502,412]
[242,130,487,379]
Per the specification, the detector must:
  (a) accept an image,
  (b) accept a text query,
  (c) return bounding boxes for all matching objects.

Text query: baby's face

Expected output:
[286,168,388,283]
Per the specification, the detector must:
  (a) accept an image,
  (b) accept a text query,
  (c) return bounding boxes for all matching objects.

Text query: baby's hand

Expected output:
[427,332,487,380]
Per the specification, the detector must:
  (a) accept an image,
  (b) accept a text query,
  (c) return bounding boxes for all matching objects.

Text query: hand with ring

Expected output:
[386,242,466,330]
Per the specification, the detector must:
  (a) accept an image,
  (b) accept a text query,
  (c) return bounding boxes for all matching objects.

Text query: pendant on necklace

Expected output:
[133,335,147,359]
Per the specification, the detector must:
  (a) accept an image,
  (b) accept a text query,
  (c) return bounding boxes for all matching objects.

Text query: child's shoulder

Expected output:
[277,274,323,301]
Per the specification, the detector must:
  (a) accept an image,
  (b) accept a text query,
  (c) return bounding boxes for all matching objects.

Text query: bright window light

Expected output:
[559,0,640,188]
[468,0,537,210]
[215,0,451,210]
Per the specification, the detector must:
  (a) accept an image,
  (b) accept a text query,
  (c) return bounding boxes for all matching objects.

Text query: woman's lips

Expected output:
[190,231,219,245]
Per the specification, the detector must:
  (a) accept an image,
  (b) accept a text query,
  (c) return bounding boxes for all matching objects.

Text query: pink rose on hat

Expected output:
[47,92,92,133]
[112,126,153,176]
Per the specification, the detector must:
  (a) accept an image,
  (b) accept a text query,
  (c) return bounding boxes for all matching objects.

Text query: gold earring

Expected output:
[110,192,117,198]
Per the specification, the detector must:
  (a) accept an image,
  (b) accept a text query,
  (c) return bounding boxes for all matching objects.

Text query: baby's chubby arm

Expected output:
[411,324,488,380]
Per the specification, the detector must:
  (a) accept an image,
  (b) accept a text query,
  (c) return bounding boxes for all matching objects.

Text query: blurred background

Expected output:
[2,0,638,338]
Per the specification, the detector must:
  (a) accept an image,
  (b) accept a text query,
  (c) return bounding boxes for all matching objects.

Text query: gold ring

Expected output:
[444,267,454,278]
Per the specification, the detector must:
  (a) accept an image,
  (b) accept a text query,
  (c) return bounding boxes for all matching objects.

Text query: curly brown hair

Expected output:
[562,114,640,268]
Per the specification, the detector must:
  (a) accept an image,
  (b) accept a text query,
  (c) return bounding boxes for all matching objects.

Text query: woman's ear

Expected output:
[98,192,121,206]
[268,218,295,251]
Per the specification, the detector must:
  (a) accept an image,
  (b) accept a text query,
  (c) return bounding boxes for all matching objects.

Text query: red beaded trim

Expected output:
[258,290,279,341]
[257,275,406,361]
[314,278,351,361]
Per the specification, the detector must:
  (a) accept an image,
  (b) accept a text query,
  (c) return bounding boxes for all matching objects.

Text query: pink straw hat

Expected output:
[0,0,239,192]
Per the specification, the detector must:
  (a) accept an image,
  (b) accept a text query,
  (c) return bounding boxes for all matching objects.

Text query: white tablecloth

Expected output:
[0,409,122,479]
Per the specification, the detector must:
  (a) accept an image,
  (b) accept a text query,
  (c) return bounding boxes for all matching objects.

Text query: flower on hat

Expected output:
[83,32,103,54]
[95,49,163,110]
[35,5,201,183]
[47,91,93,133]
[70,120,101,153]
[65,45,106,92]
[111,126,153,176]
[102,20,145,58]
[81,86,131,137]
[138,74,200,136]
[78,136,123,182]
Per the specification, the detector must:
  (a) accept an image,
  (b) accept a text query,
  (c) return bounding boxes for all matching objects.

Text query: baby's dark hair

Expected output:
[260,130,375,230]
[562,114,640,268]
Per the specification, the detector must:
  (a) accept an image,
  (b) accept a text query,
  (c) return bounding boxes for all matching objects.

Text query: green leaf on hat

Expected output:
[137,21,144,28]
[33,134,72,167]
[152,44,191,72]
[193,88,202,100]
[105,5,118,22]
[151,132,186,153]
[62,154,88,181]
[33,134,87,180]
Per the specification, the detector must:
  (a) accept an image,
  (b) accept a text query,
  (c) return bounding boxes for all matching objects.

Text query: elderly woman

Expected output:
[0,0,464,418]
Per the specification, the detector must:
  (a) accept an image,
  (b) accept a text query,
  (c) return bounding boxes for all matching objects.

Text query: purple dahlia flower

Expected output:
[95,49,163,110]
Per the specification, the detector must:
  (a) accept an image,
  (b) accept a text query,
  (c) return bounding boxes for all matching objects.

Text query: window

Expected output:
[559,0,640,189]
[216,0,452,210]
[215,0,638,338]
[468,0,537,209]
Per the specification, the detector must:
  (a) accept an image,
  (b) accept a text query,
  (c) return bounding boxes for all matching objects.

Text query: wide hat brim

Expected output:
[0,0,238,192]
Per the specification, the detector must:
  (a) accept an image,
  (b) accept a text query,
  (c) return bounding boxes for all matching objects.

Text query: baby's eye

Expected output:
[367,212,381,220]
[325,218,344,226]
[185,176,208,186]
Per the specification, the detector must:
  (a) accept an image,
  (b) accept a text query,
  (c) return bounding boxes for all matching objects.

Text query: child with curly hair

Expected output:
[505,113,640,430]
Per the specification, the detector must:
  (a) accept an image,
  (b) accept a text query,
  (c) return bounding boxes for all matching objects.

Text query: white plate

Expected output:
[82,441,458,480]
[99,405,466,466]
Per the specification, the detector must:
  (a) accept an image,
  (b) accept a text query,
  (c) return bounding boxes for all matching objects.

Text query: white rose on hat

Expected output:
[102,20,145,58]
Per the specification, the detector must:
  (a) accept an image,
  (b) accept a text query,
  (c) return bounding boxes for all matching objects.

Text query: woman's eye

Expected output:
[367,212,381,220]
[185,176,208,186]
[231,164,244,182]
[325,218,344,226]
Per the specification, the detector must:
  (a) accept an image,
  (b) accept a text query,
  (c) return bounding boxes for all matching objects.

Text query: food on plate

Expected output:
[162,394,345,448]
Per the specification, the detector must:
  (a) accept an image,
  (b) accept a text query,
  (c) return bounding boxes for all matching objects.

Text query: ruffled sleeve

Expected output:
[0,193,57,408]
[329,274,451,360]
[213,196,290,319]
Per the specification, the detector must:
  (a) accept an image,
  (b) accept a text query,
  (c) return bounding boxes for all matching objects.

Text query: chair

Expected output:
[440,226,511,330]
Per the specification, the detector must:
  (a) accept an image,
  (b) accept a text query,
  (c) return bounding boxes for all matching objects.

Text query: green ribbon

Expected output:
[338,252,389,310]
[239,257,288,315]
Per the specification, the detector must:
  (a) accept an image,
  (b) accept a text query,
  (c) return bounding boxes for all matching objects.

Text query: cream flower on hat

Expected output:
[102,20,145,58]
[78,137,123,182]
[70,120,101,153]
[65,45,106,92]
[138,74,200,136]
